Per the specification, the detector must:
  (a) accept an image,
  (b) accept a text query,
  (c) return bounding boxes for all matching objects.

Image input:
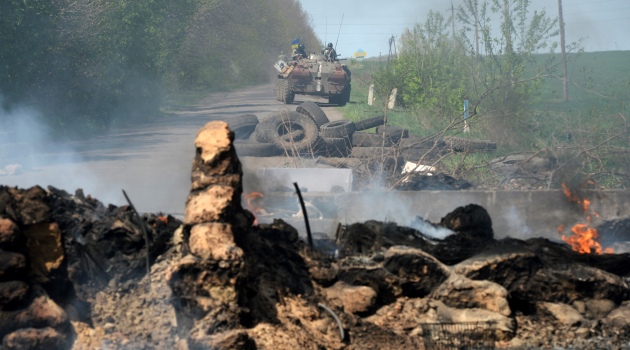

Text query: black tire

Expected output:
[354,115,386,131]
[296,101,329,127]
[339,84,351,106]
[320,120,356,138]
[275,80,284,102]
[328,94,339,105]
[227,114,259,140]
[281,79,294,104]
[234,140,283,157]
[253,111,319,154]
[376,125,409,139]
[399,137,445,150]
[352,132,395,147]
[322,137,352,157]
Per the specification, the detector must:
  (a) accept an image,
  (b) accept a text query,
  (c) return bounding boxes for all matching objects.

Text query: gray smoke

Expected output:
[0,101,122,206]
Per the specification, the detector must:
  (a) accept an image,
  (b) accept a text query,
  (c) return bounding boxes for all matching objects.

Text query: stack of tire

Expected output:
[229,102,407,170]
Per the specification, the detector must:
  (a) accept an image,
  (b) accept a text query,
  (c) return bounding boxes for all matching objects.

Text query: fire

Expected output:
[559,183,613,254]
[243,192,265,225]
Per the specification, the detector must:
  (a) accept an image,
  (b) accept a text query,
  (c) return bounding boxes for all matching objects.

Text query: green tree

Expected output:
[457,0,558,145]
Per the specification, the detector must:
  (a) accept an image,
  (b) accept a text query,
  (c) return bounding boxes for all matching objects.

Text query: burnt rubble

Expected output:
[0,184,182,349]
[0,120,629,349]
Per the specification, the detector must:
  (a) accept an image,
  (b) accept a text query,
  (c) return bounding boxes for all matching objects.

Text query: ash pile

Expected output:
[1,121,630,350]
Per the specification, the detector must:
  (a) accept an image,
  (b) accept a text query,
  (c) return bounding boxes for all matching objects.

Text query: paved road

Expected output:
[1,84,343,215]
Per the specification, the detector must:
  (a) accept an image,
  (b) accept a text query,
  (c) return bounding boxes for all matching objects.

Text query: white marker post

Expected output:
[368,84,374,106]
[463,97,470,133]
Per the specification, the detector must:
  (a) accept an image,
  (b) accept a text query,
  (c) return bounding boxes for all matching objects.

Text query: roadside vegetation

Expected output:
[340,0,629,189]
[0,0,320,135]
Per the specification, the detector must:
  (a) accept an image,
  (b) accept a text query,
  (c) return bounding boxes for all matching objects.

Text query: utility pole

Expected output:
[387,35,395,66]
[558,0,569,101]
[451,3,456,49]
[503,0,512,55]
[474,4,479,56]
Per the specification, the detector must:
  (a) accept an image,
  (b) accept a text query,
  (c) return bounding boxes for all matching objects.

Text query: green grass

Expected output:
[339,52,630,188]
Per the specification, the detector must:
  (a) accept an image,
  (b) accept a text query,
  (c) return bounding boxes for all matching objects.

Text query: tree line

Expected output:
[0,0,319,132]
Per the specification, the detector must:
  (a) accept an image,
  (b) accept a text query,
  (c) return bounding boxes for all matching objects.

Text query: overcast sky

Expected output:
[298,0,630,58]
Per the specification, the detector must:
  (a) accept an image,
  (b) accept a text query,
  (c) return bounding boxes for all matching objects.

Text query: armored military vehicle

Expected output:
[274,54,351,106]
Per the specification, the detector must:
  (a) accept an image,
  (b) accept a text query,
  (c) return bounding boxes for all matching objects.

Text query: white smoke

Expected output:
[504,204,532,239]
[0,101,123,206]
[410,217,455,240]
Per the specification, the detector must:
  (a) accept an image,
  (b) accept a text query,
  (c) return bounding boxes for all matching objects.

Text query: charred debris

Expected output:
[0,121,629,349]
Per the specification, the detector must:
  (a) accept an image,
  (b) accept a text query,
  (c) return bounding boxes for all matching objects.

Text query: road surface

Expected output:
[0,84,344,215]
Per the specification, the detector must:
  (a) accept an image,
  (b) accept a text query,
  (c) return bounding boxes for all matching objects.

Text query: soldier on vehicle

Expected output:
[322,43,337,62]
[292,44,307,60]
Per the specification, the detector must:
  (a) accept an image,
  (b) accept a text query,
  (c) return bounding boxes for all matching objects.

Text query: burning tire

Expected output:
[296,101,330,127]
[322,137,352,157]
[227,114,259,140]
[320,120,356,139]
[254,111,319,154]
[234,140,283,157]
[354,115,386,131]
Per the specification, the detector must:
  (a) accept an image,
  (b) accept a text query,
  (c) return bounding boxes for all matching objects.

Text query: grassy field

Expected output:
[339,51,630,188]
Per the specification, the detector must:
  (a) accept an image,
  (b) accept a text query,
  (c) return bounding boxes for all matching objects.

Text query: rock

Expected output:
[188,223,243,261]
[453,244,541,283]
[584,299,616,319]
[382,246,450,297]
[5,186,51,225]
[0,281,31,310]
[189,329,255,350]
[0,218,22,251]
[0,294,69,337]
[22,223,65,283]
[0,251,26,281]
[537,302,584,326]
[366,298,515,341]
[194,121,236,170]
[603,301,630,328]
[323,281,377,314]
[191,172,241,192]
[430,274,511,316]
[527,265,628,304]
[184,186,238,225]
[572,300,586,314]
[2,327,69,350]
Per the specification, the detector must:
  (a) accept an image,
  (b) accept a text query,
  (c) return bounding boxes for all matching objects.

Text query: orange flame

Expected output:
[243,192,265,225]
[559,183,613,254]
